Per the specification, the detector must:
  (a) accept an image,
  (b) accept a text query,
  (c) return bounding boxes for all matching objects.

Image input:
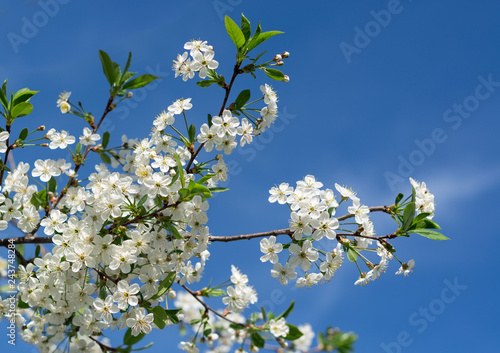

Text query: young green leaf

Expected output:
[395,193,404,205]
[48,177,57,193]
[208,187,229,193]
[150,306,169,329]
[123,328,145,346]
[241,14,252,41]
[251,332,265,348]
[408,229,449,240]
[123,74,159,89]
[174,154,185,188]
[196,79,218,88]
[247,30,283,53]
[284,324,304,341]
[137,194,148,208]
[11,102,33,118]
[347,247,358,262]
[102,131,110,149]
[18,128,28,141]
[75,142,82,155]
[150,272,176,300]
[234,89,251,109]
[0,81,8,111]
[263,68,285,81]
[99,50,117,87]
[165,309,181,325]
[188,124,196,143]
[12,88,38,106]
[225,15,246,50]
[100,153,112,164]
[276,300,294,320]
[402,202,416,232]
[123,52,133,74]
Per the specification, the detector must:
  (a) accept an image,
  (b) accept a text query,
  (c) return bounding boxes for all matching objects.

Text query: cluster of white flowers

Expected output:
[410,177,435,218]
[264,175,435,287]
[222,265,257,313]
[256,83,279,133]
[0,101,225,350]
[173,40,219,81]
[196,83,279,155]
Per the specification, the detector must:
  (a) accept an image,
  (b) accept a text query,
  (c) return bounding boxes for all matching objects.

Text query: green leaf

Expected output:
[402,202,416,232]
[168,223,184,239]
[0,80,8,111]
[150,272,176,300]
[102,131,110,149]
[75,142,82,155]
[234,89,251,109]
[100,153,111,164]
[207,114,213,127]
[347,247,357,262]
[123,328,145,346]
[150,306,169,329]
[13,88,38,106]
[188,124,196,143]
[263,68,284,81]
[99,50,117,87]
[121,72,136,84]
[174,154,185,188]
[197,174,215,185]
[284,324,303,341]
[208,187,229,193]
[225,15,246,50]
[35,245,41,258]
[48,177,57,193]
[123,74,159,90]
[276,300,294,320]
[408,229,449,240]
[395,193,404,205]
[154,195,163,208]
[165,309,181,325]
[123,52,132,74]
[17,299,29,309]
[251,332,265,348]
[18,127,28,140]
[11,102,33,118]
[196,79,218,88]
[241,14,251,41]
[247,30,283,53]
[137,194,148,208]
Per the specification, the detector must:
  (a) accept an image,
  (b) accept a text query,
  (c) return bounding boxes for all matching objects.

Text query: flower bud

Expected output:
[126,91,133,98]
[275,61,284,66]
[273,54,282,62]
[282,75,290,83]
[167,289,176,300]
[38,125,45,131]
[281,51,290,58]
[41,143,49,147]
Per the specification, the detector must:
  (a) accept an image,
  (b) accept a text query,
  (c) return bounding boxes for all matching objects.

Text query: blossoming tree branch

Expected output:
[0,14,447,353]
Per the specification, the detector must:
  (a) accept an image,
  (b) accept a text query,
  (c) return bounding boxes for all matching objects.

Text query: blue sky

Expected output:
[1,0,499,352]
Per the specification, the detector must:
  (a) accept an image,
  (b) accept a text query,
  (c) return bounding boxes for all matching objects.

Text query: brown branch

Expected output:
[181,284,248,328]
[89,336,121,352]
[207,206,393,243]
[185,62,241,172]
[0,124,12,185]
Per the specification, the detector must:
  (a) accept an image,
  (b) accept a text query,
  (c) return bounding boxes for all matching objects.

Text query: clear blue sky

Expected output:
[1,0,499,352]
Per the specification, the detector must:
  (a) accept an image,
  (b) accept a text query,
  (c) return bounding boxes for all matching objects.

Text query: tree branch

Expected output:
[181,284,247,328]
